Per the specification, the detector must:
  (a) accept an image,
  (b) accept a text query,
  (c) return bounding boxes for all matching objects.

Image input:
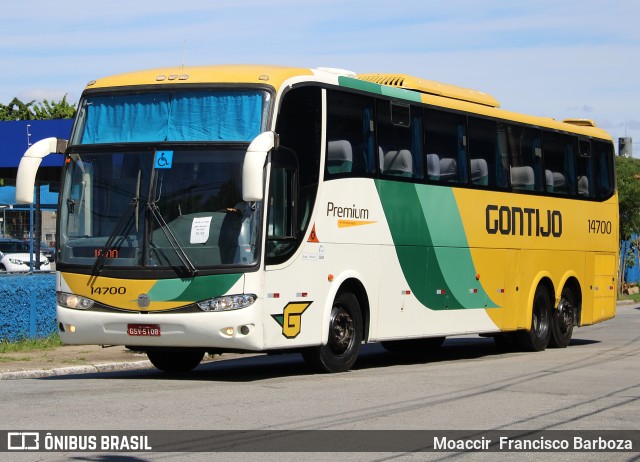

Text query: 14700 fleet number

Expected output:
[90,286,126,295]
[588,219,612,234]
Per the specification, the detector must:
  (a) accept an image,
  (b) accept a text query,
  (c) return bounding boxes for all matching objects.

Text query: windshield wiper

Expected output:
[92,170,142,275]
[147,202,198,276]
[91,197,139,275]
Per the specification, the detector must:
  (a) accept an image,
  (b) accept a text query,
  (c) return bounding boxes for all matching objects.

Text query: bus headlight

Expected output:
[197,294,257,312]
[57,292,94,310]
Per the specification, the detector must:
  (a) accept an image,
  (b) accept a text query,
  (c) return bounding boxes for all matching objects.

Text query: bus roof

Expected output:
[357,73,501,108]
[83,64,613,142]
[84,64,315,91]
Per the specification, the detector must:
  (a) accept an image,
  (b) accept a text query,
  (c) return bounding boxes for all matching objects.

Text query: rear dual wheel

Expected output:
[493,284,576,352]
[549,288,575,348]
[515,285,551,352]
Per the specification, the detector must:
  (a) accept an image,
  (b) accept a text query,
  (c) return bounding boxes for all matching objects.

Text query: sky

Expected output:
[1,1,639,155]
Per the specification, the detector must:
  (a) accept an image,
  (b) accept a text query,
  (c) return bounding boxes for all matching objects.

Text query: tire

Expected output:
[515,285,551,352]
[302,291,363,373]
[549,287,575,348]
[381,337,445,352]
[147,349,204,373]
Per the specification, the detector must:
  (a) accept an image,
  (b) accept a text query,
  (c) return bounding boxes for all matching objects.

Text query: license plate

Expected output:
[127,324,161,336]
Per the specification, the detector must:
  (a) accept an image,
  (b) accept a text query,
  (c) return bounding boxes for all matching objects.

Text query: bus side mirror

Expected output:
[242,131,279,202]
[15,137,68,204]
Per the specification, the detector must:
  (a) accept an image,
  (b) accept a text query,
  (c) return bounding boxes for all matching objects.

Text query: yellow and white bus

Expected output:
[16,65,618,373]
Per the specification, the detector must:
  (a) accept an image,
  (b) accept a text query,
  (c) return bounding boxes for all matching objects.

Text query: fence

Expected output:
[0,273,56,341]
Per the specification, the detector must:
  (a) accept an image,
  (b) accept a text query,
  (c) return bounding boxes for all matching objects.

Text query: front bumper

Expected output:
[57,304,264,351]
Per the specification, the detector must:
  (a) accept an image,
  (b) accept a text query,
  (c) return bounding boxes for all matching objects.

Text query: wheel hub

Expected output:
[556,298,573,333]
[329,307,354,354]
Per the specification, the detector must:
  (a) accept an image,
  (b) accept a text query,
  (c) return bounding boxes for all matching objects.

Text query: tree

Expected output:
[616,155,640,292]
[0,98,37,120]
[616,156,640,240]
[32,95,76,119]
[0,96,76,121]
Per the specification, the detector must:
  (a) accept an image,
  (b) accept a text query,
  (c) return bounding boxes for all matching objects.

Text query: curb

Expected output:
[0,360,153,381]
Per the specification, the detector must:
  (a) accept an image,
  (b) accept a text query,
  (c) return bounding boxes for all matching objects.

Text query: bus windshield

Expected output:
[59,147,262,272]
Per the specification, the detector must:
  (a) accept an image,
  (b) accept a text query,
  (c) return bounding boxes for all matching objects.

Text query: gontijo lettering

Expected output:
[486,205,562,237]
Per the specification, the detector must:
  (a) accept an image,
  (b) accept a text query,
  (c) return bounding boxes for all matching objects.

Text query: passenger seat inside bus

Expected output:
[578,175,590,196]
[510,166,535,190]
[326,140,353,174]
[470,158,489,185]
[383,150,414,177]
[427,154,440,181]
[439,157,458,182]
[545,169,566,193]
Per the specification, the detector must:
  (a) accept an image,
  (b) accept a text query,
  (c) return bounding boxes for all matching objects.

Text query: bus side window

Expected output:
[593,140,615,199]
[425,109,467,184]
[542,132,576,196]
[378,101,423,179]
[468,117,508,188]
[325,90,376,178]
[577,140,594,198]
[507,125,543,192]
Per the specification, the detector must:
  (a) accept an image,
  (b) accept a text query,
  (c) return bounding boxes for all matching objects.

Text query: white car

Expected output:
[0,239,52,272]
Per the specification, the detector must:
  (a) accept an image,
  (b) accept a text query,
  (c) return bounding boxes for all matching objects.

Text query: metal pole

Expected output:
[29,203,34,273]
[26,123,36,338]
[27,124,34,273]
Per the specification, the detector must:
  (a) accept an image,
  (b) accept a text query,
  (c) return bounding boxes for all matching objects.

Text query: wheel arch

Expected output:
[524,273,555,330]
[322,272,370,344]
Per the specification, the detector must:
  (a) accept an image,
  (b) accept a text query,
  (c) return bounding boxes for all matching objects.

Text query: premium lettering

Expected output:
[327,202,369,220]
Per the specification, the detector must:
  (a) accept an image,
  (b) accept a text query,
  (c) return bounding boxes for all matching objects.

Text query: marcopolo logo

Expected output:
[486,205,562,238]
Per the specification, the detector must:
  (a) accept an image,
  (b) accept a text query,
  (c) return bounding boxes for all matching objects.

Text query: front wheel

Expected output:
[302,292,363,373]
[147,349,204,373]
[515,285,551,352]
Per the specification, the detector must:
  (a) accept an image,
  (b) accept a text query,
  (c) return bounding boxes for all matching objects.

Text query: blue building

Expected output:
[0,119,73,241]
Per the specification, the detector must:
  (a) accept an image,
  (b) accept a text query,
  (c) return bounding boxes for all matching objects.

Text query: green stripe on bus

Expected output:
[338,76,422,103]
[148,273,242,302]
[376,180,496,310]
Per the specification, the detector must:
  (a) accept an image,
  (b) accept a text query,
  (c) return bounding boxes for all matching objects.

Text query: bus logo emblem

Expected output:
[272,302,312,338]
[137,294,151,309]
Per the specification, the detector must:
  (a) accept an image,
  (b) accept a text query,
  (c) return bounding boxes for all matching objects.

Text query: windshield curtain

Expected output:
[58,148,261,272]
[75,90,265,144]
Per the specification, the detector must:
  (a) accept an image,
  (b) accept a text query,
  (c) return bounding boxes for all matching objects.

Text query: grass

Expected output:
[618,293,640,303]
[0,332,63,354]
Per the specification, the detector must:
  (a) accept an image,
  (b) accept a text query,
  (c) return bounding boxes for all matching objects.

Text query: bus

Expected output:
[15,65,618,373]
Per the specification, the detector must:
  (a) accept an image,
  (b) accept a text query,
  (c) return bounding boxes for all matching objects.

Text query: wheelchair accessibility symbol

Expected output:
[154,150,173,169]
